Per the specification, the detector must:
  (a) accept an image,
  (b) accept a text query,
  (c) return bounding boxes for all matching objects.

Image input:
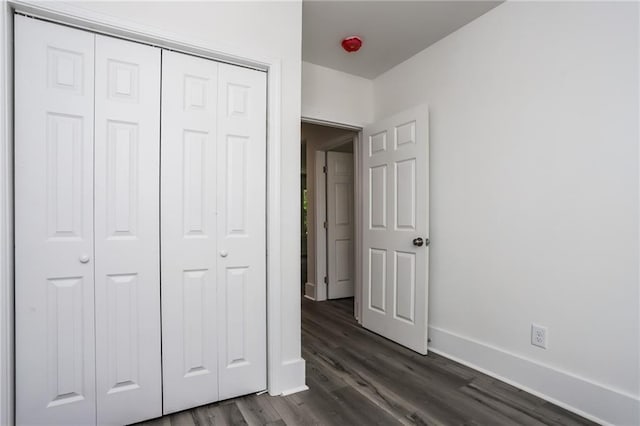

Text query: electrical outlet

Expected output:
[531,324,548,349]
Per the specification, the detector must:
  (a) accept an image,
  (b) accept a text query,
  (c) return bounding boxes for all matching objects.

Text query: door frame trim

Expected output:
[301,116,364,322]
[0,3,14,426]
[1,2,296,423]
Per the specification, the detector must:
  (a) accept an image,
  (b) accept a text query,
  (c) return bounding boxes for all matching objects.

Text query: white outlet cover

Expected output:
[531,323,548,349]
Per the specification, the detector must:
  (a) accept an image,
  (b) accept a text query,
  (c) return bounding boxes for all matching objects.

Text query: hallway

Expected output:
[138,298,594,425]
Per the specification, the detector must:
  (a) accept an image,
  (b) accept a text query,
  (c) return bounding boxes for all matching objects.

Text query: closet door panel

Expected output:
[161,50,219,414]
[94,35,162,425]
[216,63,267,400]
[15,16,96,425]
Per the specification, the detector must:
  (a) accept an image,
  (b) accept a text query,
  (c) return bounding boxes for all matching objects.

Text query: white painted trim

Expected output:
[301,116,362,132]
[0,2,14,425]
[303,284,316,301]
[319,134,357,152]
[9,0,271,71]
[353,132,363,322]
[313,152,327,301]
[276,358,306,396]
[4,0,300,403]
[280,385,309,396]
[428,326,640,426]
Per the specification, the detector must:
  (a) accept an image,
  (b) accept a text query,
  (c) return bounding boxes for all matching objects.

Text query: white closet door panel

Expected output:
[94,35,162,425]
[327,151,355,300]
[15,16,96,425]
[216,63,267,400]
[161,50,219,414]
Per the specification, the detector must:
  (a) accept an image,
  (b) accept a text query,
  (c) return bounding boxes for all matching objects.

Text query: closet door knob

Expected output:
[79,254,90,263]
[219,250,228,258]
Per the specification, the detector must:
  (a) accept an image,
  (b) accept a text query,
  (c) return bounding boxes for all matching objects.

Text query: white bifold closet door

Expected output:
[93,35,162,425]
[15,15,162,425]
[15,16,96,425]
[161,51,267,414]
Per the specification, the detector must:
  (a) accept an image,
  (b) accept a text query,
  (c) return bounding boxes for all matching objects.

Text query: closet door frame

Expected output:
[2,3,304,423]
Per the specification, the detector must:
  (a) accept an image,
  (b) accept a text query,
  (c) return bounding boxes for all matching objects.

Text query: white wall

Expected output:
[3,0,305,404]
[374,2,639,424]
[302,61,373,128]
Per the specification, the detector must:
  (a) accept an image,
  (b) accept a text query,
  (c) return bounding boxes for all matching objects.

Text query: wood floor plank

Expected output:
[269,392,321,425]
[132,298,595,426]
[235,394,283,426]
[303,339,419,425]
[208,401,248,426]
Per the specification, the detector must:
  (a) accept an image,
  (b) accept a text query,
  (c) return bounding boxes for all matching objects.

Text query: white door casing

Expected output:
[216,62,267,400]
[15,16,97,425]
[327,151,355,299]
[362,105,429,354]
[93,35,162,424]
[161,50,220,414]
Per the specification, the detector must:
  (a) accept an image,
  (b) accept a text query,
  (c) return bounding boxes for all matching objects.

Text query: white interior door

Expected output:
[327,151,355,299]
[362,105,430,354]
[161,50,220,414]
[15,16,97,425]
[93,35,162,425]
[216,63,267,400]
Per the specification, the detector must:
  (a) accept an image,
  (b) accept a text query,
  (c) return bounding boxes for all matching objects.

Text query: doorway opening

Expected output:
[300,121,360,312]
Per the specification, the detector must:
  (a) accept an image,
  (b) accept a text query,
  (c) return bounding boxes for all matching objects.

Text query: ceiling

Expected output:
[302,1,502,79]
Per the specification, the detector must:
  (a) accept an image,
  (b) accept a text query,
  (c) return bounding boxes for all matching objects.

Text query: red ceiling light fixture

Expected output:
[341,36,363,53]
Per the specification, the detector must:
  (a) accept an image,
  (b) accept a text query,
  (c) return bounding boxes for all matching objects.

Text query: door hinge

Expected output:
[323,221,328,229]
[324,276,327,284]
[323,166,327,173]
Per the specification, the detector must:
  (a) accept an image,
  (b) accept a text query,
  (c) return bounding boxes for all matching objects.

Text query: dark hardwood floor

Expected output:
[138,298,596,426]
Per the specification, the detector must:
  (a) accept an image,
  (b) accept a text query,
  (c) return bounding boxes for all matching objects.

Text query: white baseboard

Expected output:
[280,385,309,396]
[428,326,639,426]
[269,358,306,397]
[304,282,316,300]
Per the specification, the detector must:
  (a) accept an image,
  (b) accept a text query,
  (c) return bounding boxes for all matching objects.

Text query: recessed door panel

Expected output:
[183,130,208,236]
[105,273,139,394]
[395,159,416,230]
[394,251,416,323]
[369,131,387,156]
[394,121,416,149]
[15,16,96,425]
[226,135,249,236]
[46,277,86,407]
[106,120,138,238]
[183,269,213,377]
[46,113,84,239]
[369,249,387,313]
[369,165,387,230]
[94,34,162,425]
[225,267,249,367]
